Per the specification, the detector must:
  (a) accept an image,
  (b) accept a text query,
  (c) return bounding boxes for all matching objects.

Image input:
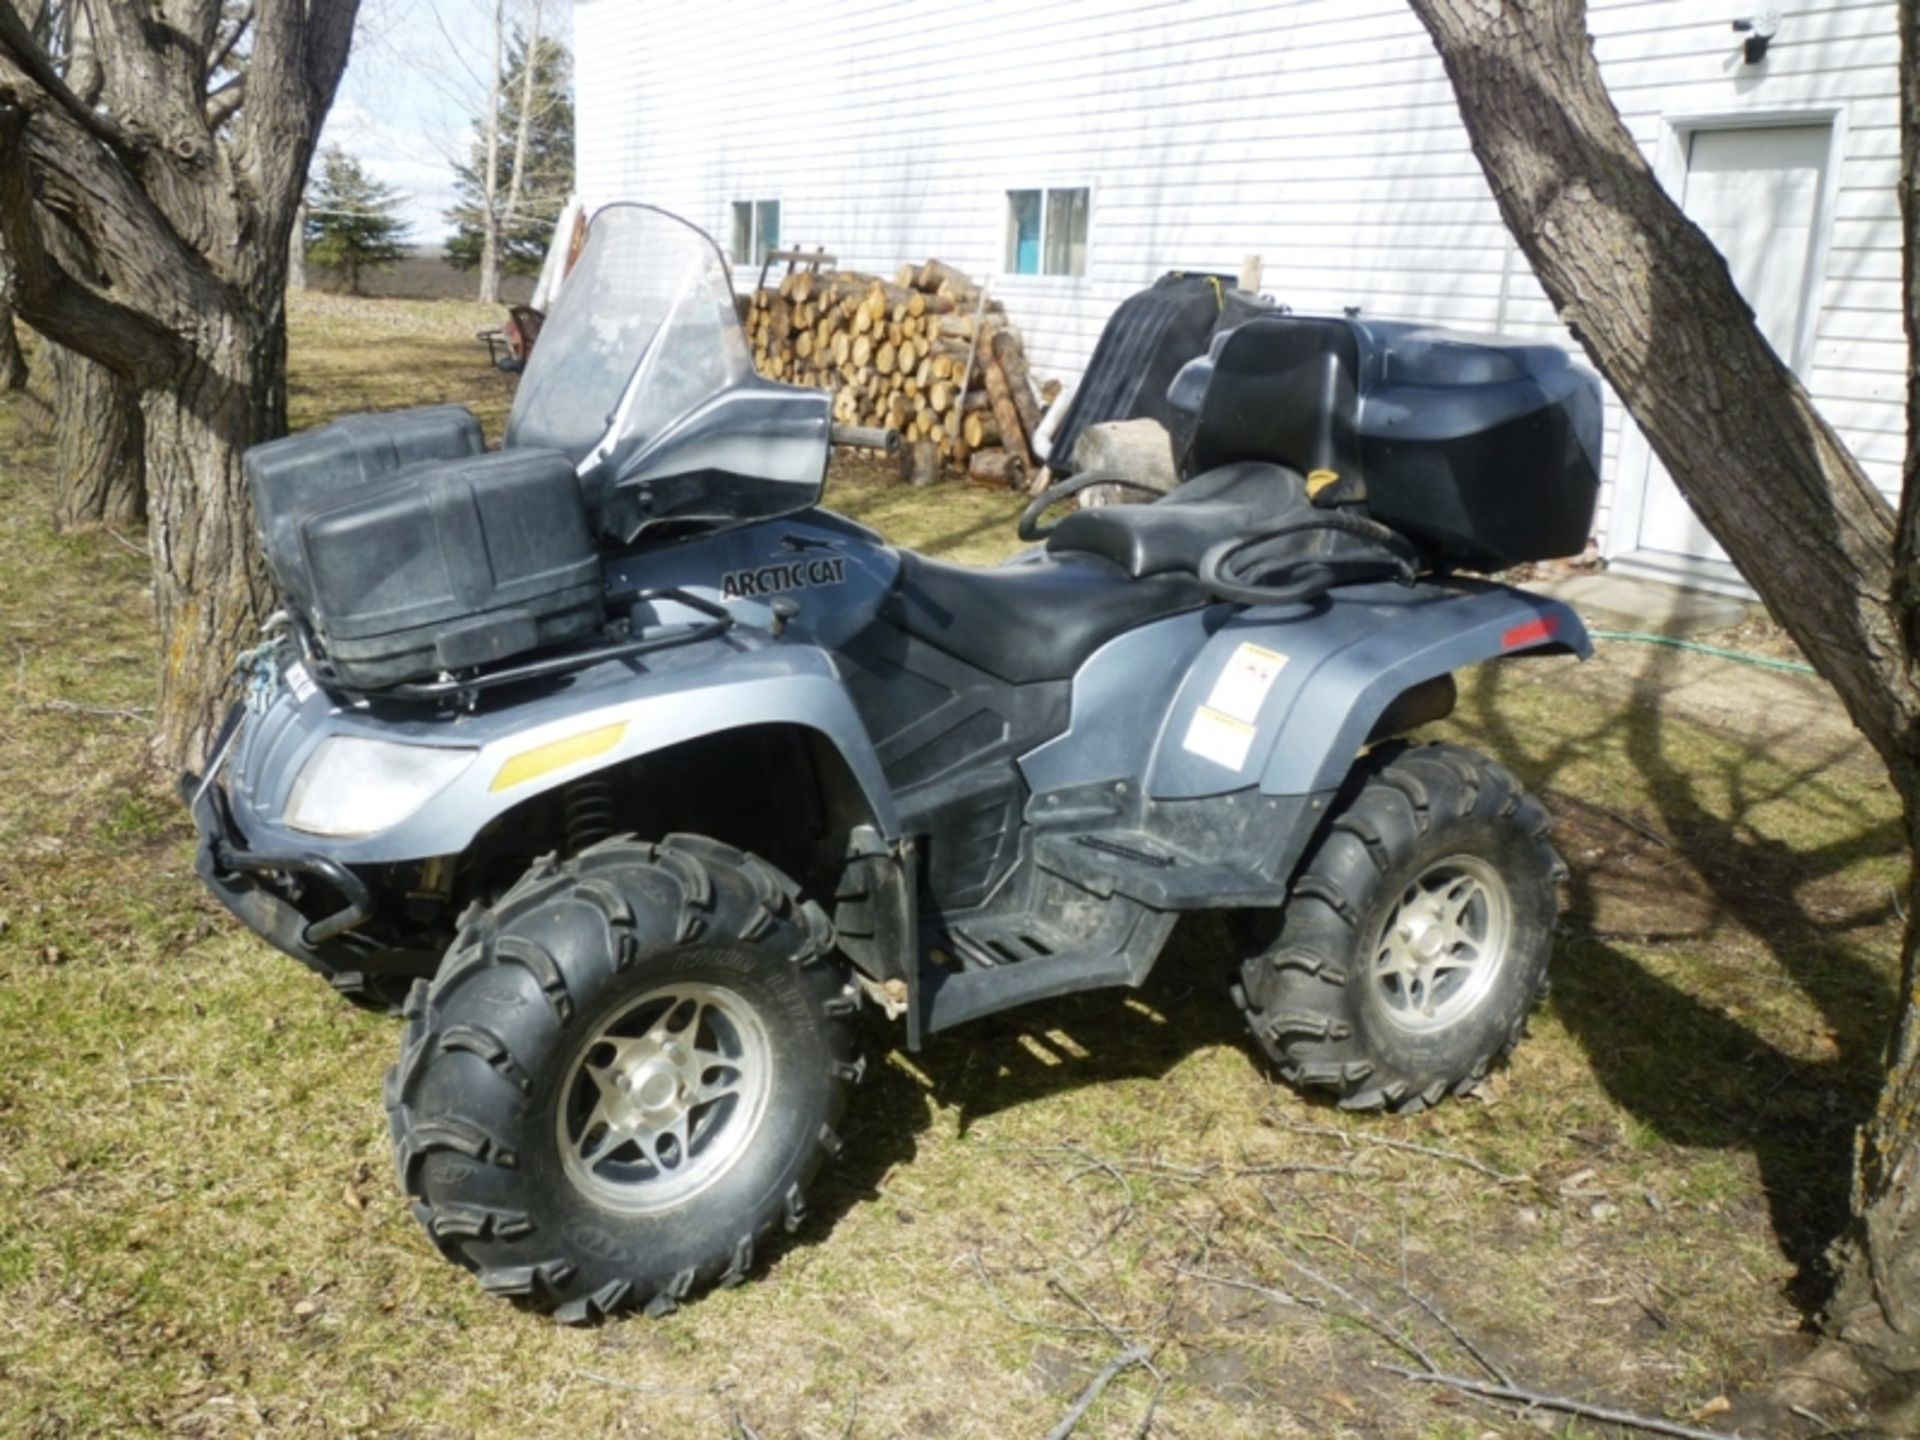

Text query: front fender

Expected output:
[1145,578,1588,798]
[221,640,898,864]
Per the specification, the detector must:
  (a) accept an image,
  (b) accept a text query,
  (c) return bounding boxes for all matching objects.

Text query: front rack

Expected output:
[297,587,739,706]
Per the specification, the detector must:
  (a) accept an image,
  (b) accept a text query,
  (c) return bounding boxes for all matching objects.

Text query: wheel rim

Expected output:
[556,980,773,1214]
[1369,855,1513,1033]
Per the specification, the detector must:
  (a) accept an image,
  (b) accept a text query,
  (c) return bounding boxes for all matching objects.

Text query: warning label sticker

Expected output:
[1182,706,1258,771]
[1204,643,1288,725]
[284,661,317,705]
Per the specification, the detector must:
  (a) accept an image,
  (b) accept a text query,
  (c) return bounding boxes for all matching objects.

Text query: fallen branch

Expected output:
[1169,1263,1440,1375]
[1398,1281,1512,1387]
[1044,1345,1148,1440]
[1282,1121,1523,1183]
[1046,1275,1169,1439]
[1274,1251,1443,1374]
[968,1251,1106,1336]
[1379,1366,1752,1440]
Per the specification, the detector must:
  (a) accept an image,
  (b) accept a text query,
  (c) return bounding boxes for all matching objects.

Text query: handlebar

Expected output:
[1016,470,1168,542]
[830,424,902,454]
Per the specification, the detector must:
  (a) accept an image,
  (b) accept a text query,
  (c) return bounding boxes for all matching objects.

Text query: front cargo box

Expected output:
[1170,315,1602,570]
[246,409,603,689]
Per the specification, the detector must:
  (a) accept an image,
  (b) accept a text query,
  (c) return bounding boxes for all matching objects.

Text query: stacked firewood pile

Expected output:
[746,258,1052,486]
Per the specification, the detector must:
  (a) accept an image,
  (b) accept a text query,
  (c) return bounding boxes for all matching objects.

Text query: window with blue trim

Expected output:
[1005,188,1087,276]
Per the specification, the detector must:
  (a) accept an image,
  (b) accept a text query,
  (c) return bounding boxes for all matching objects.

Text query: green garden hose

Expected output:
[1586,628,1817,676]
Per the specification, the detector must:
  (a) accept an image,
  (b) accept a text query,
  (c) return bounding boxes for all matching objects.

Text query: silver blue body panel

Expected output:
[216,507,1586,876]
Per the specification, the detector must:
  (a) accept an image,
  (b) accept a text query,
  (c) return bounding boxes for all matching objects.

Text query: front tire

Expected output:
[1235,742,1562,1113]
[385,835,861,1322]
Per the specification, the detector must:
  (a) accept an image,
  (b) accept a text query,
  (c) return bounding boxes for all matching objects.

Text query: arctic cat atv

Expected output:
[184,203,1599,1321]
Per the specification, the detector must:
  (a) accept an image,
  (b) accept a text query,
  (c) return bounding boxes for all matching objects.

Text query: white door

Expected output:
[1630,123,1831,566]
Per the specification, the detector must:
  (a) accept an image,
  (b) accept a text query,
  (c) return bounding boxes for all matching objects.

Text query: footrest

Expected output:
[1033,829,1282,909]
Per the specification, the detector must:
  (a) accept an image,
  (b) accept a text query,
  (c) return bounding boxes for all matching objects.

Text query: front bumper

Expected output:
[180,701,387,973]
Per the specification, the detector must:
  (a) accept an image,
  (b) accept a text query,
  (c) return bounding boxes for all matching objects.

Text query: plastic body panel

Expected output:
[1168,314,1603,569]
[1021,577,1589,804]
[217,510,905,866]
[588,379,833,545]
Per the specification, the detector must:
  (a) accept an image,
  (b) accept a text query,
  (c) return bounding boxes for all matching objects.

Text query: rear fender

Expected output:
[1145,579,1588,799]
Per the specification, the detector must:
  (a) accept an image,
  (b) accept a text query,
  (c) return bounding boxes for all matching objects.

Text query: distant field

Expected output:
[303,246,536,305]
[0,292,1904,1438]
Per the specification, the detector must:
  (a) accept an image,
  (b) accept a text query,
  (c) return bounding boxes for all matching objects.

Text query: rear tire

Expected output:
[1234,742,1561,1113]
[385,834,861,1321]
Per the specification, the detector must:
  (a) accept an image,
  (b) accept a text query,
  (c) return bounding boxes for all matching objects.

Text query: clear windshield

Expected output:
[505,205,749,465]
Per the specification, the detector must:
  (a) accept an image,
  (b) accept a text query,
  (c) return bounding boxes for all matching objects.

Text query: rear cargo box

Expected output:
[246,410,603,689]
[1170,315,1602,570]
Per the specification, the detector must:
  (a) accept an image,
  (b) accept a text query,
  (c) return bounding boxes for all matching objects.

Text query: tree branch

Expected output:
[1380,1368,1753,1440]
[204,69,242,127]
[204,0,251,82]
[0,107,186,382]
[1405,0,1915,780]
[0,0,130,150]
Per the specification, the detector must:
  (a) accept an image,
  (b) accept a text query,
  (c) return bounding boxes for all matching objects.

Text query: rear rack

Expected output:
[298,587,738,706]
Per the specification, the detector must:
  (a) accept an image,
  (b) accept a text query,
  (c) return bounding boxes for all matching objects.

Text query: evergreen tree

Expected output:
[305,148,411,296]
[447,31,574,278]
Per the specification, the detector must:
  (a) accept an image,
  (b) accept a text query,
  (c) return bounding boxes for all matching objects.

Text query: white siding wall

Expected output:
[572,0,1904,550]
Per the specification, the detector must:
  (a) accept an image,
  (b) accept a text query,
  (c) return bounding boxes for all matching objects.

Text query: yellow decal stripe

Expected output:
[489,722,629,793]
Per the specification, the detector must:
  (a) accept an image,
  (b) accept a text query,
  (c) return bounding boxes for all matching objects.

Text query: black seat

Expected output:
[1045,461,1303,578]
[887,551,1207,684]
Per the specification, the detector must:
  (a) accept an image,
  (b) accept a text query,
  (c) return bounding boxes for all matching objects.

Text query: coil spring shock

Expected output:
[562,774,618,855]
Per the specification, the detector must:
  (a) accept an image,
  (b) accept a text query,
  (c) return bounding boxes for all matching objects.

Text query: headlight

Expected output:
[284,737,475,838]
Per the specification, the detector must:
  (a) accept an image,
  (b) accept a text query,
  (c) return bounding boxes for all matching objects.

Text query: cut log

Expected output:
[981,357,1032,466]
[929,380,954,413]
[962,409,1001,449]
[875,341,897,375]
[906,439,940,487]
[915,258,973,294]
[968,447,1026,489]
[1071,418,1179,507]
[991,329,1043,439]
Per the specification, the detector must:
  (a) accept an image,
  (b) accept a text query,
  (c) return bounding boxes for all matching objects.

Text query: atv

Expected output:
[184,203,1598,1322]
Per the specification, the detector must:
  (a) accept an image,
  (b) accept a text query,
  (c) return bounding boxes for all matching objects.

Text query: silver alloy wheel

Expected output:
[557,981,773,1214]
[1369,855,1513,1033]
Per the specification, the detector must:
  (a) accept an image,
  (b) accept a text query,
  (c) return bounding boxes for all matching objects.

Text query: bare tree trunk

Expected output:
[498,0,542,263]
[476,0,505,306]
[48,341,143,530]
[0,0,360,771]
[144,314,282,766]
[1404,0,1920,1417]
[0,298,24,390]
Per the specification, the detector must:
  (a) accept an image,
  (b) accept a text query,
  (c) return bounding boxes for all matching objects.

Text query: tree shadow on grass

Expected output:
[1456,650,1902,1312]
[798,919,1249,1240]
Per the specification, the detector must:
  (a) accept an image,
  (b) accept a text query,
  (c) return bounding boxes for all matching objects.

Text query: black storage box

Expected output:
[245,409,602,688]
[247,405,485,523]
[1169,315,1602,570]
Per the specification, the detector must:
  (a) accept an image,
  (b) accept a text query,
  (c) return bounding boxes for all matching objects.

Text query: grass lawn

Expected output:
[0,293,1905,1438]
